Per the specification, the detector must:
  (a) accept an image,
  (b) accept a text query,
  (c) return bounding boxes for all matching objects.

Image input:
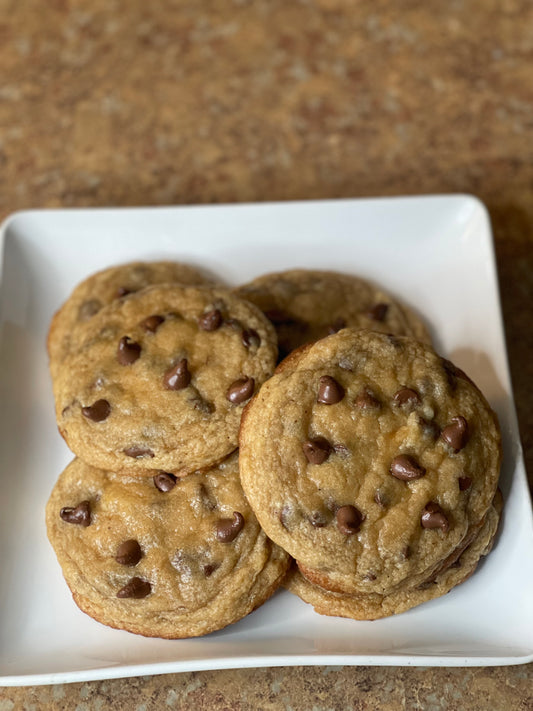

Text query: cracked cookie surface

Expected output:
[53,284,277,474]
[46,454,290,638]
[239,329,501,599]
[284,493,501,619]
[235,269,431,359]
[48,260,214,378]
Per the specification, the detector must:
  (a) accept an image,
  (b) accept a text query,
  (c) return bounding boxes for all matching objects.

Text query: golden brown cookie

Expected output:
[48,260,214,378]
[284,494,501,620]
[239,329,501,602]
[46,455,290,638]
[53,284,277,475]
[234,269,431,359]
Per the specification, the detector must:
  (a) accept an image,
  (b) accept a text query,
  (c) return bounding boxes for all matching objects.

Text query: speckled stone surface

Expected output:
[1,666,533,710]
[1,0,532,707]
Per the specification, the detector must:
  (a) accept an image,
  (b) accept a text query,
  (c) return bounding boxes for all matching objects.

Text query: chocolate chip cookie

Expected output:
[46,455,290,638]
[53,284,277,474]
[239,329,502,606]
[285,492,502,620]
[234,269,431,359]
[48,261,214,378]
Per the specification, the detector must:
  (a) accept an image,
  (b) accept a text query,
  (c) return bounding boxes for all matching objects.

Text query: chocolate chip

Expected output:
[354,388,380,410]
[153,472,177,492]
[367,303,388,321]
[123,446,154,459]
[336,505,363,534]
[390,454,426,481]
[216,512,245,542]
[116,577,151,598]
[60,500,91,526]
[164,358,191,390]
[78,299,101,321]
[117,336,141,365]
[115,539,143,566]
[242,328,261,349]
[302,437,331,464]
[115,286,133,298]
[327,317,346,335]
[81,399,111,422]
[363,572,377,581]
[459,476,472,491]
[140,314,164,333]
[198,309,222,331]
[393,387,421,410]
[226,377,254,404]
[203,563,219,577]
[317,375,345,405]
[421,502,450,532]
[401,545,411,559]
[440,416,469,452]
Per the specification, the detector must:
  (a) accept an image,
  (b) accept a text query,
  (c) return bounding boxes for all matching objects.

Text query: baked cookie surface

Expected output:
[239,329,501,598]
[48,260,213,377]
[284,493,501,620]
[234,269,431,358]
[53,284,277,474]
[46,455,290,638]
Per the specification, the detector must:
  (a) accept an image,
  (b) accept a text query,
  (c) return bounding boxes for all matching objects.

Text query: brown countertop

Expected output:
[1,1,532,708]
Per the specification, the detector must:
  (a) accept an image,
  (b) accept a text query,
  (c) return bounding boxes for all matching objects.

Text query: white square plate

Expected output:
[0,195,532,686]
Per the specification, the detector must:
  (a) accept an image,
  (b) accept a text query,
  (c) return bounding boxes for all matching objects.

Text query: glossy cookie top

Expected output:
[239,329,501,597]
[234,269,431,359]
[46,454,290,638]
[53,284,277,474]
[48,260,214,377]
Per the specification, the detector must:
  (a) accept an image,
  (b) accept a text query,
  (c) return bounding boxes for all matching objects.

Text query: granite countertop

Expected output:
[1,1,532,708]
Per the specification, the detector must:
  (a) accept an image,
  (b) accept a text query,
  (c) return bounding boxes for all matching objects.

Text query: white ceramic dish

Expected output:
[0,195,531,686]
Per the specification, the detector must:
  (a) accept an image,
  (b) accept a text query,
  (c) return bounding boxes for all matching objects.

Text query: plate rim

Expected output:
[1,194,532,686]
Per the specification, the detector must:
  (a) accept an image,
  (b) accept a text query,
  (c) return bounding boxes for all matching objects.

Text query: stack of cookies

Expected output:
[47,262,502,634]
[232,270,501,620]
[239,330,502,620]
[46,262,290,638]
